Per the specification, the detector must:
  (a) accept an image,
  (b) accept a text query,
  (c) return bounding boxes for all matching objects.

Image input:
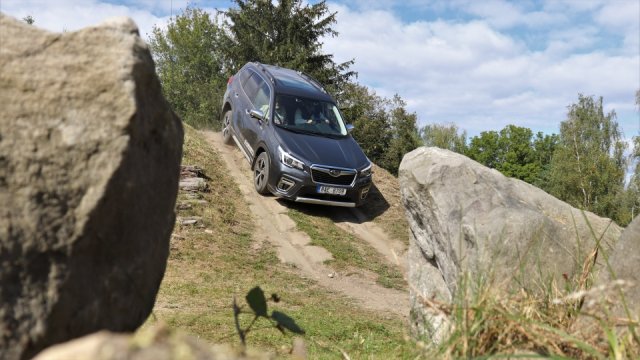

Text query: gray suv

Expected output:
[221,62,372,207]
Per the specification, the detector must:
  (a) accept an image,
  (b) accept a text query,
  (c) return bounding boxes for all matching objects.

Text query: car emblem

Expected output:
[329,169,341,177]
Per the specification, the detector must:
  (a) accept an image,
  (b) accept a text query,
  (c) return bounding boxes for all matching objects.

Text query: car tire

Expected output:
[253,152,270,195]
[222,110,233,145]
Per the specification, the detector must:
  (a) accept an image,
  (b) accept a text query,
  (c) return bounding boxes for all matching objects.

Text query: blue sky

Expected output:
[2,0,638,141]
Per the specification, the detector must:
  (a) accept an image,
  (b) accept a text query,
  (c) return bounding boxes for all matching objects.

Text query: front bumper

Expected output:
[268,161,372,207]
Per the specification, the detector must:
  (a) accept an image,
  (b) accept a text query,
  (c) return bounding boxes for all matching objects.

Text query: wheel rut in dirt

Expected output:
[202,131,408,317]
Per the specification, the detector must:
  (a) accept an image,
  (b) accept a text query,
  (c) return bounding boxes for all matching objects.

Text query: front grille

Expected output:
[311,167,356,186]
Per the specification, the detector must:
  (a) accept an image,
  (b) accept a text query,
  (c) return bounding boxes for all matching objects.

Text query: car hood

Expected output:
[274,127,369,169]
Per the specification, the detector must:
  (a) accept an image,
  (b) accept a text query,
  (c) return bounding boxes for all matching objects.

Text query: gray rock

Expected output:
[32,324,273,360]
[0,14,183,359]
[399,147,622,342]
[601,215,640,322]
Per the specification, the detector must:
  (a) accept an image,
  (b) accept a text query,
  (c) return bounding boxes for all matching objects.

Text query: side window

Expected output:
[253,80,271,115]
[238,68,251,85]
[241,71,271,115]
[242,72,259,101]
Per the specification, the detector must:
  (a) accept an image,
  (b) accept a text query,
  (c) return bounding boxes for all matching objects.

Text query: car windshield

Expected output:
[272,94,347,137]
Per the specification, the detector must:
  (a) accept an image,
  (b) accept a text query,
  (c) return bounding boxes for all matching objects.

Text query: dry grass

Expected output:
[418,243,640,359]
[359,164,410,245]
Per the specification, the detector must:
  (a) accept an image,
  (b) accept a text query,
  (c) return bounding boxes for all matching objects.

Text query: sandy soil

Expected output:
[203,131,408,317]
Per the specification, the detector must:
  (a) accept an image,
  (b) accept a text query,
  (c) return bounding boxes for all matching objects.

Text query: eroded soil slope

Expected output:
[203,131,409,316]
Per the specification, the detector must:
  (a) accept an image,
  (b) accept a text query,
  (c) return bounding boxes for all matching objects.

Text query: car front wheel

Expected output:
[222,110,232,145]
[253,152,270,195]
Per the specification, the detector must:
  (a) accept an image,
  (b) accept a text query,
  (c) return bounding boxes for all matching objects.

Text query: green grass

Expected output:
[287,206,406,290]
[145,125,417,358]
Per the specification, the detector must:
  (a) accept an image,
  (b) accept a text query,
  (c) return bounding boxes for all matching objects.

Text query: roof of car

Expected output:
[248,63,334,102]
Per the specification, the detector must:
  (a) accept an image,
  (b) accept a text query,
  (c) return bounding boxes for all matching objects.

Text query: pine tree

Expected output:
[381,96,422,175]
[222,0,354,97]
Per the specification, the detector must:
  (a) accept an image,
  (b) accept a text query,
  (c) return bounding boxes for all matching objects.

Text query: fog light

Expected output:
[360,186,371,200]
[277,177,295,192]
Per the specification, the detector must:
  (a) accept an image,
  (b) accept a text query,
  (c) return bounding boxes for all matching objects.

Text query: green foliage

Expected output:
[420,122,468,153]
[626,90,640,220]
[222,0,355,97]
[381,95,423,175]
[234,286,304,347]
[148,7,230,129]
[149,1,355,128]
[532,131,560,188]
[339,85,421,175]
[547,94,629,225]
[466,125,558,185]
[340,83,392,166]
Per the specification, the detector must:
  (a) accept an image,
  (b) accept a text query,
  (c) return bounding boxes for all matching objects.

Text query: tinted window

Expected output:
[238,68,251,85]
[252,80,270,114]
[241,72,271,115]
[274,94,346,136]
[242,72,259,101]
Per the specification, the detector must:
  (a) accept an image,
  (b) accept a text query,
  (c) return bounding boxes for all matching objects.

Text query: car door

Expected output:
[231,68,251,137]
[242,72,271,154]
[237,70,261,158]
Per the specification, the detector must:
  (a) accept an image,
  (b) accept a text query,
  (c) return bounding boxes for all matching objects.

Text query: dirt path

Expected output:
[203,131,408,317]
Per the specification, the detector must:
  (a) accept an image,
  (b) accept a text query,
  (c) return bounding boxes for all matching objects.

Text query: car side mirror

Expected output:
[346,124,355,133]
[249,109,265,121]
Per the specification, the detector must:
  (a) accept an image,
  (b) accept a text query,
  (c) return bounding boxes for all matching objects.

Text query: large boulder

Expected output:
[598,215,640,322]
[0,14,183,359]
[33,325,274,360]
[399,147,622,341]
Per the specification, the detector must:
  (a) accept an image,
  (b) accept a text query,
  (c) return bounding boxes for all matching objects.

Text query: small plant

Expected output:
[22,15,35,25]
[233,286,305,348]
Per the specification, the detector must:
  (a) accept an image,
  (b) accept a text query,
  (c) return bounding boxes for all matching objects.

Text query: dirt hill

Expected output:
[147,126,418,358]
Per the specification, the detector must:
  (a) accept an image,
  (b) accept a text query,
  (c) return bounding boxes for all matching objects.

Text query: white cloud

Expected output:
[0,0,231,41]
[2,0,637,137]
[322,2,638,136]
[462,0,525,29]
[596,0,640,56]
[0,0,171,39]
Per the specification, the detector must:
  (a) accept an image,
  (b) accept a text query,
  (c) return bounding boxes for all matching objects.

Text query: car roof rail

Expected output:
[297,71,327,94]
[254,62,276,84]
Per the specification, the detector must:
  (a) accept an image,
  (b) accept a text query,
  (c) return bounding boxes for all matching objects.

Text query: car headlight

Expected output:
[360,163,373,177]
[278,146,305,170]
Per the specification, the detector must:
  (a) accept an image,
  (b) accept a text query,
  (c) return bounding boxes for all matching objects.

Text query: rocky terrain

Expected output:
[0,14,182,359]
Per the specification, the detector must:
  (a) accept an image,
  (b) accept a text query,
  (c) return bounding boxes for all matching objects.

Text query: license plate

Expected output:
[317,185,347,196]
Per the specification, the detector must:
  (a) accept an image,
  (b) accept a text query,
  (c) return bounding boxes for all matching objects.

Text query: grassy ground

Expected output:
[287,206,406,290]
[146,126,418,358]
[146,125,639,359]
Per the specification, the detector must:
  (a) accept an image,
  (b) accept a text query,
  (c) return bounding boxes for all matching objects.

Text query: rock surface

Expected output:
[602,215,640,322]
[0,14,183,359]
[399,147,622,341]
[32,325,274,360]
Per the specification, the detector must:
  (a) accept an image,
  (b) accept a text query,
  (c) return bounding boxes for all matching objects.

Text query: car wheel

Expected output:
[222,110,233,144]
[253,152,270,195]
